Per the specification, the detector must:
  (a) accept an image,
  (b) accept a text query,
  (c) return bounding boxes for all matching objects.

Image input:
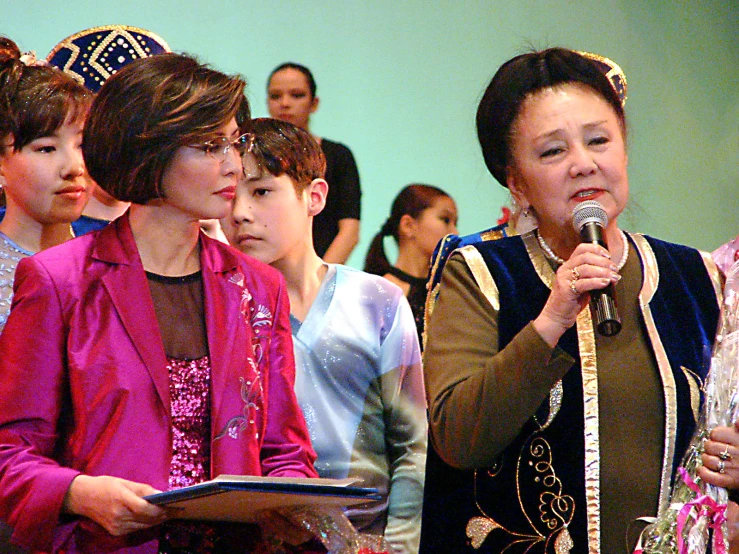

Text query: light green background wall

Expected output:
[3,1,737,267]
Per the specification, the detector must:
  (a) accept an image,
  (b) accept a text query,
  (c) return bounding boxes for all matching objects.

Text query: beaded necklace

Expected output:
[536,229,629,271]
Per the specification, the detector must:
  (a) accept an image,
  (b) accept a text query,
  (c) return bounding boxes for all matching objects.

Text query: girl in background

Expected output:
[364,184,458,341]
[0,36,92,332]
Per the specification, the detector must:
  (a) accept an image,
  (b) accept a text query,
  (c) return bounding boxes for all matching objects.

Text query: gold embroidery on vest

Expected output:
[467,437,575,551]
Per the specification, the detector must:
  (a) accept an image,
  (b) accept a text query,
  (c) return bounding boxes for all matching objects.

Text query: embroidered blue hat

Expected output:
[579,51,628,105]
[46,25,171,92]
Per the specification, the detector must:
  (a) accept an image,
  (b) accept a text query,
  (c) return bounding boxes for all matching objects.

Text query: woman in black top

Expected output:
[267,62,361,263]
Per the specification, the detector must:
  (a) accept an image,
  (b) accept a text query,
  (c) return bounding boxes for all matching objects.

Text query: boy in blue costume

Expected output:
[221,118,427,554]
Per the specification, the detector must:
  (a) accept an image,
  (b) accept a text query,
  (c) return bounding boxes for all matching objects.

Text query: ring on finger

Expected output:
[718,459,726,474]
[720,445,732,461]
[571,267,580,280]
[570,279,578,295]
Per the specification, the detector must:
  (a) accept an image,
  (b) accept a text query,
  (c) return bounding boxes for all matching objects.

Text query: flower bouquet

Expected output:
[636,260,739,553]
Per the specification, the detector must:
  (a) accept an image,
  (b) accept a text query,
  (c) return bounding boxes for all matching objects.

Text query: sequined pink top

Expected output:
[167,356,212,490]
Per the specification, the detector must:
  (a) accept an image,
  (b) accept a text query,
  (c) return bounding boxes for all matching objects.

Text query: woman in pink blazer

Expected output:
[0,53,317,553]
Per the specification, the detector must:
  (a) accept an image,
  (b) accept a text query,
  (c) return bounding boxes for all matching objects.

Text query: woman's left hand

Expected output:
[63,475,168,536]
[698,420,739,490]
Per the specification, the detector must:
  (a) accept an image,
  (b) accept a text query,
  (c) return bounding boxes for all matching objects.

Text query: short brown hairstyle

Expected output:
[83,53,250,204]
[245,118,326,195]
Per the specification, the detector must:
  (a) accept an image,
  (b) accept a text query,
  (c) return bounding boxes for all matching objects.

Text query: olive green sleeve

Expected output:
[423,252,574,469]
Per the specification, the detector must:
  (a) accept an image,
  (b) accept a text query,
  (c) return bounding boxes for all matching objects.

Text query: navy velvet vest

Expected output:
[419,234,719,553]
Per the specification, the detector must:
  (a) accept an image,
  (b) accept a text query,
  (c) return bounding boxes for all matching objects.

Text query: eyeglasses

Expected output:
[188,133,254,163]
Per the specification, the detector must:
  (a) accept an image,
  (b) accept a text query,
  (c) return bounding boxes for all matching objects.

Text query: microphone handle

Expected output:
[590,287,621,336]
[579,223,607,249]
[579,223,621,336]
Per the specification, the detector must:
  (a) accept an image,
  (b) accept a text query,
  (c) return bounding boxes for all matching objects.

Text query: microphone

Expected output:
[572,200,621,337]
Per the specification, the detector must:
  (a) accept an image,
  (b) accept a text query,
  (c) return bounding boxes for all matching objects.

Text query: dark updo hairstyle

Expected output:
[83,53,250,204]
[476,47,626,187]
[245,118,326,195]
[364,184,452,276]
[267,62,317,99]
[0,36,91,152]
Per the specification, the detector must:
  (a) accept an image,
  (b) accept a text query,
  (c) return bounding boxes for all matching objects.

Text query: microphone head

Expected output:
[572,200,608,232]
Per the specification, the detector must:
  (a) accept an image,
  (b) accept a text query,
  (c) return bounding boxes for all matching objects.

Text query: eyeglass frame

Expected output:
[187,133,254,162]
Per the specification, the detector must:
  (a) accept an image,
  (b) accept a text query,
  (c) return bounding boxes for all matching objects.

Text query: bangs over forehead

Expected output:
[5,66,91,150]
[246,118,326,194]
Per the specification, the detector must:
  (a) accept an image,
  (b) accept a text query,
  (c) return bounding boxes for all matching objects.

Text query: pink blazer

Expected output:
[0,214,317,552]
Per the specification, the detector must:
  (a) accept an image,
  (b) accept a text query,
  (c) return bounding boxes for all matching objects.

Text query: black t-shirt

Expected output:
[314,138,361,257]
[386,266,427,346]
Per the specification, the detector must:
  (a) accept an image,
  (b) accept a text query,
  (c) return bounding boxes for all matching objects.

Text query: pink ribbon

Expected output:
[675,467,728,554]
